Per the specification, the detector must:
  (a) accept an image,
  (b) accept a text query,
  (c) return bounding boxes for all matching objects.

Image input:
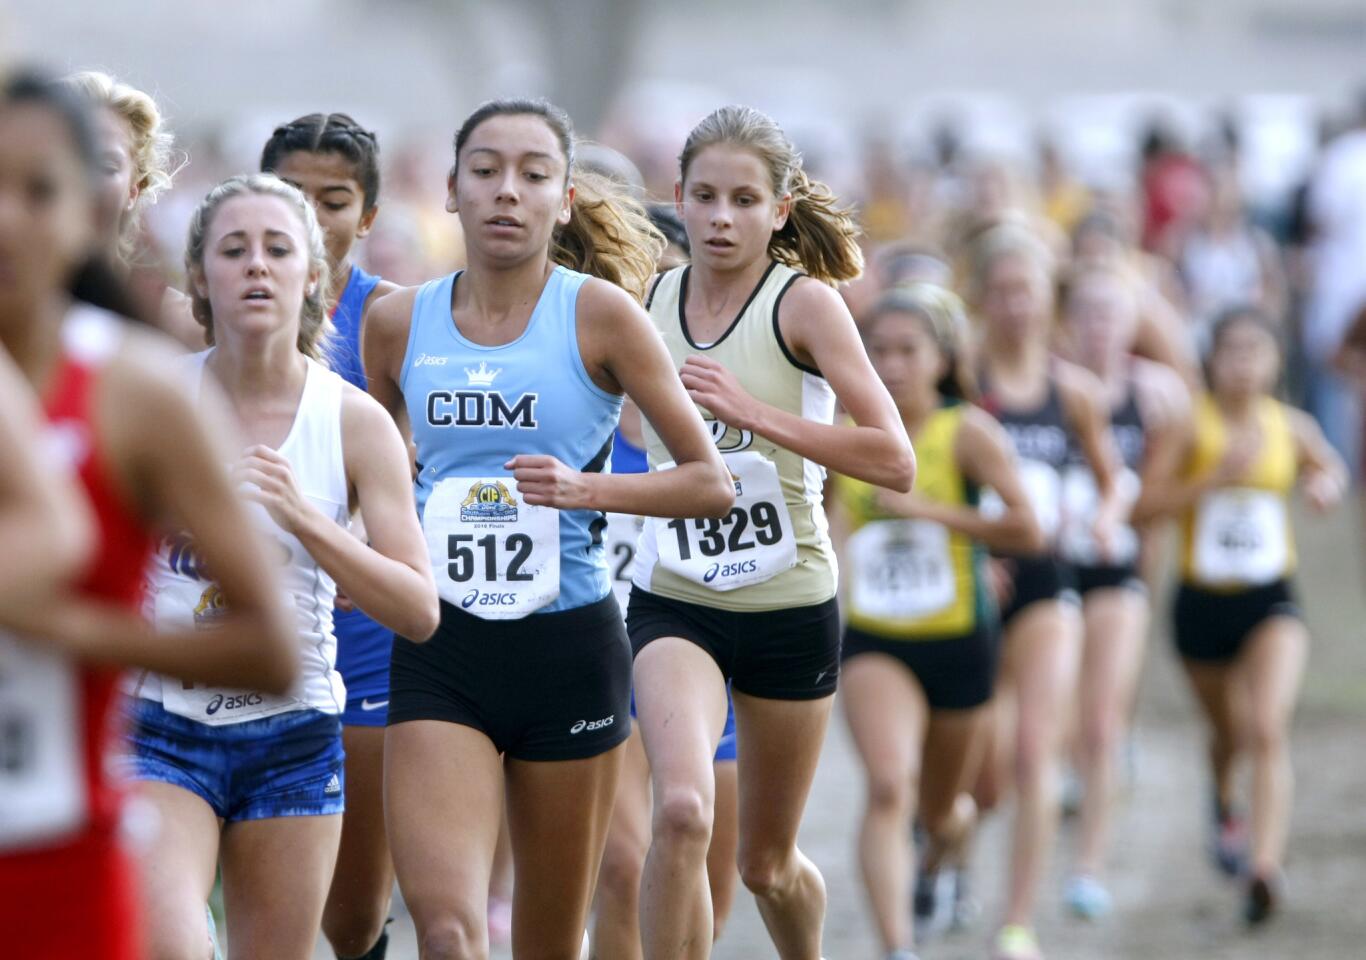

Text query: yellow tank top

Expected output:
[837,403,987,638]
[1179,394,1297,589]
[633,262,838,611]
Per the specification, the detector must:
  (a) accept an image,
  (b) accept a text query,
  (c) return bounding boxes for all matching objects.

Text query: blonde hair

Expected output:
[64,71,178,261]
[185,174,334,361]
[679,105,863,285]
[961,221,1056,309]
[453,98,664,303]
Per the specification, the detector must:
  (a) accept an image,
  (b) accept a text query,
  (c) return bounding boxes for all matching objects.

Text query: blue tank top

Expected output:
[402,266,622,613]
[329,264,382,390]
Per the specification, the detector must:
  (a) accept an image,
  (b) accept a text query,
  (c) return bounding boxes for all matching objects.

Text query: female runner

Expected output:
[1055,263,1188,918]
[833,284,1042,960]
[128,173,437,960]
[964,222,1121,960]
[1133,306,1345,924]
[364,98,732,960]
[627,105,914,960]
[63,70,203,348]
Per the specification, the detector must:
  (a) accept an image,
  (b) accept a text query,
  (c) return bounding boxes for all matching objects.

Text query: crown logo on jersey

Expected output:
[465,361,502,387]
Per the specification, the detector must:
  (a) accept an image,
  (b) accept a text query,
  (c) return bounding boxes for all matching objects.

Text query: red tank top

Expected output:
[0,307,154,959]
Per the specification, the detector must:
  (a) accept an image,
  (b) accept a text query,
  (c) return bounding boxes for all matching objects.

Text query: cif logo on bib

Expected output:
[460,480,519,523]
[192,585,229,629]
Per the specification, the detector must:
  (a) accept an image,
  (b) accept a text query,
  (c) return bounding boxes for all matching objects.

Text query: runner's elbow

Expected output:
[701,463,737,517]
[883,440,916,494]
[404,593,441,643]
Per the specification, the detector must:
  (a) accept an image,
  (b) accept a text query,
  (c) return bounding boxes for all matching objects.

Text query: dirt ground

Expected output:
[314,499,1366,959]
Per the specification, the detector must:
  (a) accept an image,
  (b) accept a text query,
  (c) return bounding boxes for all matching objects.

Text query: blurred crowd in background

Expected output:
[122,82,1366,475]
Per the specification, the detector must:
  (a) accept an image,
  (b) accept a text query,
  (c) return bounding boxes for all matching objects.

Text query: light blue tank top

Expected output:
[401,266,622,613]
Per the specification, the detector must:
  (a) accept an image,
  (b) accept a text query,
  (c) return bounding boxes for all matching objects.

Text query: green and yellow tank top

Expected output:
[836,402,989,638]
[633,261,837,611]
[1180,394,1297,589]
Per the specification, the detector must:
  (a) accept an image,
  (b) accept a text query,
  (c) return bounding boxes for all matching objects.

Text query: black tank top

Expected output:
[1066,378,1144,471]
[981,376,1071,472]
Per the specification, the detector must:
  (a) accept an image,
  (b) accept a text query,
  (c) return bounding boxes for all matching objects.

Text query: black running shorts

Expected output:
[1070,562,1147,599]
[388,594,631,761]
[1173,579,1301,663]
[626,587,841,701]
[998,554,1078,628]
[841,622,1000,710]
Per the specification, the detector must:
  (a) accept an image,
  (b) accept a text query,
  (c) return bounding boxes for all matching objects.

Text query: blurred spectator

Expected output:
[1038,136,1091,234]
[1303,90,1366,473]
[1176,161,1286,348]
[1138,120,1208,257]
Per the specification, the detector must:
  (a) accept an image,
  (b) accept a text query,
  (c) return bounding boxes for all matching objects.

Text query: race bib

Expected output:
[152,529,298,725]
[847,520,956,622]
[1059,465,1140,565]
[980,459,1061,539]
[605,512,642,616]
[1192,488,1289,586]
[424,476,560,619]
[652,451,797,591]
[0,635,87,852]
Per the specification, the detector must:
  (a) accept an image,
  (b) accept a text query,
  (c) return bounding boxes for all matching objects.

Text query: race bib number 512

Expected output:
[424,476,560,619]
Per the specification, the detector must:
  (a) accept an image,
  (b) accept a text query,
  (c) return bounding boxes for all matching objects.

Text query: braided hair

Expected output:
[261,113,381,212]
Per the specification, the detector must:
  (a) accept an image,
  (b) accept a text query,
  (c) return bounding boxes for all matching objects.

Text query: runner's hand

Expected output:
[875,488,936,520]
[680,355,760,430]
[1302,470,1344,514]
[233,445,314,535]
[506,454,592,509]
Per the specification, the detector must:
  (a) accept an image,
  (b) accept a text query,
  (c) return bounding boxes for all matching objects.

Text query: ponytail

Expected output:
[771,166,863,284]
[553,168,663,304]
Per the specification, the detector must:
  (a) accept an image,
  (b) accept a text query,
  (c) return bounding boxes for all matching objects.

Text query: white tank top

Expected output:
[136,351,349,725]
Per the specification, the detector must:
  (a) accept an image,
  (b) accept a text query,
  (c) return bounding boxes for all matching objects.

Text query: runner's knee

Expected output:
[865,767,914,816]
[418,912,487,960]
[653,784,714,850]
[597,829,648,904]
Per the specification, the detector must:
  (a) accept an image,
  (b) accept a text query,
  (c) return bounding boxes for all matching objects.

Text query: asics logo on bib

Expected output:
[461,588,519,609]
[413,353,448,367]
[707,419,753,452]
[426,390,538,429]
[570,715,615,735]
[704,559,759,582]
[204,692,264,717]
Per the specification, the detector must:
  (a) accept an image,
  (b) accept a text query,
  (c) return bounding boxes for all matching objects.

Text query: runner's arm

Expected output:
[690,276,915,492]
[1289,407,1348,513]
[4,352,298,693]
[361,286,418,442]
[514,277,733,519]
